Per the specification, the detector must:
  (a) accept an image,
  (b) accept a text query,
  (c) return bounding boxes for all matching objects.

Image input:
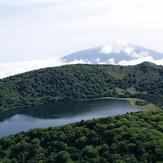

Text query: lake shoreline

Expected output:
[78,97,158,112]
[0,98,143,138]
[0,96,158,114]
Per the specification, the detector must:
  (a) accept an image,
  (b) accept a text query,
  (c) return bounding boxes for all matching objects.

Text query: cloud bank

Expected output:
[0,0,163,62]
[0,58,63,78]
[0,0,163,78]
[118,57,163,66]
[1,55,163,79]
[67,57,163,66]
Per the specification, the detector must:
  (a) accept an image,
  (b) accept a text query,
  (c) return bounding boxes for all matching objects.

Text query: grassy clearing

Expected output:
[127,98,159,112]
[90,97,159,112]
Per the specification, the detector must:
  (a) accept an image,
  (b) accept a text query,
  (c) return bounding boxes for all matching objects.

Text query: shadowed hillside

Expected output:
[0,62,163,112]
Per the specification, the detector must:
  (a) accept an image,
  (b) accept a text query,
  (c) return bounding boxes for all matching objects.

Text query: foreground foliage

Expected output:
[0,62,163,112]
[0,110,163,162]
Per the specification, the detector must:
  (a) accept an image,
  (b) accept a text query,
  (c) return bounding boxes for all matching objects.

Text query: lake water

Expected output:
[0,99,142,137]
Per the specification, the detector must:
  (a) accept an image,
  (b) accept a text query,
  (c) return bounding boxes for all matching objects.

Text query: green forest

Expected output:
[0,110,162,162]
[0,62,163,112]
[0,62,163,162]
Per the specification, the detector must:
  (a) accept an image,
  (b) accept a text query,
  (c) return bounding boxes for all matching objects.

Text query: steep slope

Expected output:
[0,62,163,112]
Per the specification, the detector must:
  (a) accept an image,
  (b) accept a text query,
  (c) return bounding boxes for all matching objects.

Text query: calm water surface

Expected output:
[0,99,142,137]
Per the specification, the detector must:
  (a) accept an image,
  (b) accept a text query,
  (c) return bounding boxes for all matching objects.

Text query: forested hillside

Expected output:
[0,62,163,112]
[0,110,162,162]
[0,62,163,162]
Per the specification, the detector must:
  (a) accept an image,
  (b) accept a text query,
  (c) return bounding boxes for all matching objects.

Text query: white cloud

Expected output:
[67,59,92,65]
[1,53,163,79]
[107,58,116,65]
[100,44,113,54]
[118,56,153,65]
[100,40,127,54]
[0,0,57,6]
[0,0,163,63]
[130,51,150,59]
[0,58,63,78]
[118,56,163,66]
[0,0,163,78]
[124,47,135,55]
[67,56,163,66]
[67,58,116,65]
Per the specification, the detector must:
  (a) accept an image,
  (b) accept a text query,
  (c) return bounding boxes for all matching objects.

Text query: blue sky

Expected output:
[0,0,163,77]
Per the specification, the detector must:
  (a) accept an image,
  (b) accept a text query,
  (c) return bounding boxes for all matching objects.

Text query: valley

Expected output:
[0,62,162,162]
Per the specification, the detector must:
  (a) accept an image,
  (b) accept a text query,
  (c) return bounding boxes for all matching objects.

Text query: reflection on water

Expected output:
[0,99,142,137]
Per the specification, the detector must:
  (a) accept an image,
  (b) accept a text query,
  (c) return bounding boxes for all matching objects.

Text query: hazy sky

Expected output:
[0,0,163,62]
[0,0,163,78]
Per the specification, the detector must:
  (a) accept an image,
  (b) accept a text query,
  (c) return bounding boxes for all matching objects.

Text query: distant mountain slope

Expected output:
[61,43,163,65]
[0,62,163,112]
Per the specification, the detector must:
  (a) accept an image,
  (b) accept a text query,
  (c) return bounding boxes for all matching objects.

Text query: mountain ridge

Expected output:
[61,43,163,65]
[0,62,162,112]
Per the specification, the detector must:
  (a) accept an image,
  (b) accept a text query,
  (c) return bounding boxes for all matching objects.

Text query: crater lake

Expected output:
[0,99,142,137]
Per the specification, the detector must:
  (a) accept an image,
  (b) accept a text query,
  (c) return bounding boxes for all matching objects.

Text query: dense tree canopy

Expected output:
[0,111,162,162]
[0,62,163,112]
[0,62,163,162]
